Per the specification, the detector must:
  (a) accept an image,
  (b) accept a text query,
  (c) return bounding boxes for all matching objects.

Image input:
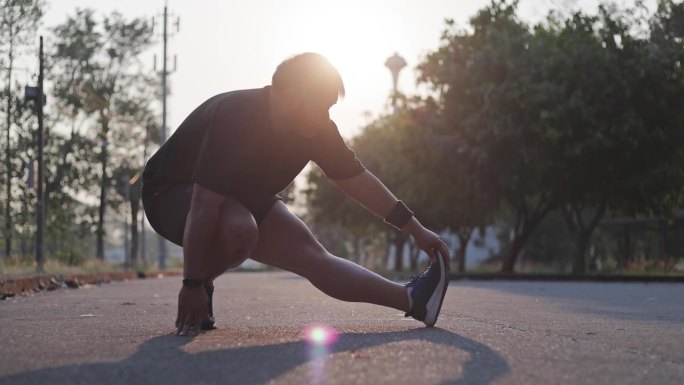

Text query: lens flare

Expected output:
[303,324,339,347]
[311,328,327,344]
[302,324,339,384]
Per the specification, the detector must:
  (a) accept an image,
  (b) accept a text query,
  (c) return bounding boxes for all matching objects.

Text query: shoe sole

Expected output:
[423,254,448,327]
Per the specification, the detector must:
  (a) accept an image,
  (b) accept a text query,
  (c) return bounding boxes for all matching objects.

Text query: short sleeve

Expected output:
[311,121,365,180]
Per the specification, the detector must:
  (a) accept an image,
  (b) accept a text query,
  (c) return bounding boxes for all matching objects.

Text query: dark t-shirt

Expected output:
[142,86,364,206]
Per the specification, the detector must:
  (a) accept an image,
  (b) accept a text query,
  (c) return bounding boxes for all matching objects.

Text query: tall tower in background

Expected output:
[385,52,406,113]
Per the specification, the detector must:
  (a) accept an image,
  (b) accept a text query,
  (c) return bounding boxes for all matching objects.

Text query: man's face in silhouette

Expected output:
[291,87,337,138]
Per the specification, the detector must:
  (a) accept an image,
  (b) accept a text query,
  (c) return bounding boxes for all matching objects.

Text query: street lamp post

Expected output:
[384,52,407,112]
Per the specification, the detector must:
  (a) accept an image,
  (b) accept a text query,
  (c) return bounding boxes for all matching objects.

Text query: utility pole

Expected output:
[36,36,45,272]
[5,38,14,260]
[153,2,179,270]
[25,36,45,271]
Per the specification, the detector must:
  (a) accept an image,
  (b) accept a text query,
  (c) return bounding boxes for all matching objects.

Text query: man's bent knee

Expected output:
[218,215,259,257]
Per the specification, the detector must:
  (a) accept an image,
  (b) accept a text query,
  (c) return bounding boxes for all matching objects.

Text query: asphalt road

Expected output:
[0,271,683,385]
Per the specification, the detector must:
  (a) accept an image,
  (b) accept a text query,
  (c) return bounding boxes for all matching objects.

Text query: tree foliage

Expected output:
[0,7,158,266]
[2,1,684,275]
[50,9,156,260]
[418,0,684,272]
[308,1,684,274]
[0,0,45,257]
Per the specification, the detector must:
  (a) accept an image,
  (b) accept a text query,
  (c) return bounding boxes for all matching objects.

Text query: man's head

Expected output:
[270,53,344,138]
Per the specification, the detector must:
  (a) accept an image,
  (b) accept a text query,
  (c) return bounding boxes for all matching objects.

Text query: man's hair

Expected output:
[272,53,345,101]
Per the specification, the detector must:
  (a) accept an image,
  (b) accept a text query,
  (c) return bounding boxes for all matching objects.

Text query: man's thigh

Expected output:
[250,201,327,274]
[143,183,278,247]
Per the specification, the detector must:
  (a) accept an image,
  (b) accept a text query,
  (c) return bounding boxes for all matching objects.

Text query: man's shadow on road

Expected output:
[2,328,509,385]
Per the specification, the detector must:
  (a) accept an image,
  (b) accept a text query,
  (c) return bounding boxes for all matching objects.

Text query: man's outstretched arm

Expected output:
[333,170,450,267]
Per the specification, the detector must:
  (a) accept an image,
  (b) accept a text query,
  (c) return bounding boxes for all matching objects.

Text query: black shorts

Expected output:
[142,183,279,247]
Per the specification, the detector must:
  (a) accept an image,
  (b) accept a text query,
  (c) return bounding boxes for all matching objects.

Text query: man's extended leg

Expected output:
[250,201,410,312]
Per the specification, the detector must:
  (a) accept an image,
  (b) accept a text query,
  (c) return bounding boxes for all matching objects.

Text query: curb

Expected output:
[384,271,684,283]
[0,270,182,300]
[447,273,684,283]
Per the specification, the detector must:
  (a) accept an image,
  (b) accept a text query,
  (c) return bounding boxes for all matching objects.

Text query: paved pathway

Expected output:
[0,271,682,384]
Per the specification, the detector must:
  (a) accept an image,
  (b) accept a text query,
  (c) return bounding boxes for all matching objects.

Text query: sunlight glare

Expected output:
[273,2,407,100]
[303,324,339,346]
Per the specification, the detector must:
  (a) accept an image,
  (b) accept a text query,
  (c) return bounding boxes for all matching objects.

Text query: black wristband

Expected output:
[182,278,205,287]
[384,200,414,230]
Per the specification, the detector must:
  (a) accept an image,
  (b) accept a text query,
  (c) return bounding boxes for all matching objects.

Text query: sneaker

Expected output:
[404,254,448,327]
[201,283,217,330]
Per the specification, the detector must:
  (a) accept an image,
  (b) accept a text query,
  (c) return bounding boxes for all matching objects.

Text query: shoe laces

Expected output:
[406,262,435,287]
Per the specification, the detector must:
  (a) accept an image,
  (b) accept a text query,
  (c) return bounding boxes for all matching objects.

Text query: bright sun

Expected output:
[273,2,405,103]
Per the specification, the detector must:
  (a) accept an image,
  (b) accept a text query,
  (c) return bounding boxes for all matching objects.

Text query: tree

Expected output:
[420,1,564,272]
[559,1,684,273]
[399,98,496,272]
[306,94,494,272]
[0,0,45,258]
[110,86,158,268]
[353,107,422,271]
[5,87,36,258]
[305,104,421,271]
[51,9,154,260]
[418,0,684,273]
[306,166,386,266]
[527,8,631,274]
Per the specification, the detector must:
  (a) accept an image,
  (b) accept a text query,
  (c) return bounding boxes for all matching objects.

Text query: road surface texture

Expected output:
[1,271,682,385]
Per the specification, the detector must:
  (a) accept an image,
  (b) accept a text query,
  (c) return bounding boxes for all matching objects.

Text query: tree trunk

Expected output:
[20,235,28,257]
[392,230,408,272]
[455,246,465,273]
[96,124,109,260]
[617,224,631,269]
[129,178,141,267]
[140,212,147,266]
[351,236,360,265]
[409,240,420,271]
[130,203,139,267]
[456,229,473,273]
[567,202,607,275]
[572,232,591,274]
[658,221,666,272]
[382,233,391,270]
[501,226,533,273]
[5,49,13,259]
[502,236,522,273]
[501,202,553,273]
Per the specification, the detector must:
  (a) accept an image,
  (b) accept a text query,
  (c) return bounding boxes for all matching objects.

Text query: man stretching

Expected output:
[142,53,451,336]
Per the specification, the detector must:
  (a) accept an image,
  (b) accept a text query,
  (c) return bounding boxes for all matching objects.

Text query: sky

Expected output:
[33,0,653,139]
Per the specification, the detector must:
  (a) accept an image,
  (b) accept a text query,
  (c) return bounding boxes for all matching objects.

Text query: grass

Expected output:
[1,256,134,278]
[464,260,684,277]
[0,256,182,277]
